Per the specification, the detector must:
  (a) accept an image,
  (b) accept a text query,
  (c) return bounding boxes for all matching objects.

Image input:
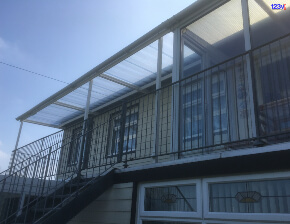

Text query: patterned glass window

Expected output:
[144,185,196,212]
[209,179,290,213]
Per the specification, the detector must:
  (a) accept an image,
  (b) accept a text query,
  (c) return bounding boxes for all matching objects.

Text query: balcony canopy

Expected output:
[16,0,226,128]
[16,0,289,128]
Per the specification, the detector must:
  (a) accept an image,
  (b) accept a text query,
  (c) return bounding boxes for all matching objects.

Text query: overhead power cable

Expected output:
[0,61,116,97]
[0,61,69,85]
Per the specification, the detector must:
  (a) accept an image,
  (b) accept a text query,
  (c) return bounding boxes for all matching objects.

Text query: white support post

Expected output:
[77,79,93,177]
[84,80,93,120]
[9,121,23,174]
[171,28,181,159]
[241,0,257,138]
[154,37,163,163]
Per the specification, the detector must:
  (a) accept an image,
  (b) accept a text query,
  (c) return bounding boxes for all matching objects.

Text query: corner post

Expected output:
[77,79,93,178]
[154,37,163,163]
[241,0,261,142]
[171,28,181,160]
[119,101,127,166]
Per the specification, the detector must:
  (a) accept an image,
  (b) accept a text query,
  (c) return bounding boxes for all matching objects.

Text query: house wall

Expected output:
[67,182,133,224]
[58,86,172,178]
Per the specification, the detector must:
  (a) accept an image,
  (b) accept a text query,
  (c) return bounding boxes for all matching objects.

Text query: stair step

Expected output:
[68,181,91,188]
[32,207,61,213]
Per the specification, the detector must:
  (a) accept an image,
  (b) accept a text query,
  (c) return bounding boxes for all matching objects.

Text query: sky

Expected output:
[0,0,193,172]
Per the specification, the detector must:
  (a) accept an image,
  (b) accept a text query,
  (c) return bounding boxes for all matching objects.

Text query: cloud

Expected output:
[0,37,8,49]
[0,141,11,172]
[0,36,31,63]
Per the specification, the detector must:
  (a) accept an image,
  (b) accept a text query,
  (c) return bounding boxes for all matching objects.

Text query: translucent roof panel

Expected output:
[27,104,83,126]
[181,0,245,78]
[249,0,290,48]
[24,33,174,127]
[58,82,91,109]
[89,76,131,109]
[19,0,239,128]
[104,40,158,87]
[162,32,174,76]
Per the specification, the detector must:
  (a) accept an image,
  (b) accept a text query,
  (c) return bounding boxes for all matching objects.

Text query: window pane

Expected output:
[68,127,82,165]
[108,107,138,155]
[209,179,290,213]
[144,185,196,212]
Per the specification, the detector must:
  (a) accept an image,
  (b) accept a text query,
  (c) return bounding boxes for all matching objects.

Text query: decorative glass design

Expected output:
[144,185,196,212]
[235,191,261,203]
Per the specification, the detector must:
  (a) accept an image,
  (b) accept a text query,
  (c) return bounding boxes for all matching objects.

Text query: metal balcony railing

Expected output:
[0,33,290,224]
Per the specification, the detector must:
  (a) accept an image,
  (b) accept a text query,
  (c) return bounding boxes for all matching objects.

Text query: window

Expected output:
[182,77,204,150]
[107,106,138,156]
[209,179,290,213]
[203,172,290,222]
[180,54,254,153]
[181,72,230,151]
[145,185,197,212]
[68,126,82,166]
[137,172,290,224]
[137,180,202,224]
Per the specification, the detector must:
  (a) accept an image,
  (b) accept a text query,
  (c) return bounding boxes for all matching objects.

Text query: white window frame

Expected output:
[203,171,290,222]
[137,179,202,224]
[107,106,138,156]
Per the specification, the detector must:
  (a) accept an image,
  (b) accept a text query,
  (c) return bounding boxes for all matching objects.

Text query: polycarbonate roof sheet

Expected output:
[89,76,131,109]
[21,1,238,128]
[104,40,158,87]
[28,104,83,126]
[58,82,91,108]
[25,32,175,127]
[185,0,243,45]
[248,0,290,47]
[161,32,174,76]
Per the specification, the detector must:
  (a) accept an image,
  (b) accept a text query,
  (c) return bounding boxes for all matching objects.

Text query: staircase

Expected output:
[15,169,115,224]
[1,164,115,224]
[0,118,116,224]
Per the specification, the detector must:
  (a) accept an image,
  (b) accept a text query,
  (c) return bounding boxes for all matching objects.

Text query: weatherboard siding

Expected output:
[67,182,133,224]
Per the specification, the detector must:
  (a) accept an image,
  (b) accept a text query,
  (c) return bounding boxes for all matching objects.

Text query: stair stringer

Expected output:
[36,168,115,224]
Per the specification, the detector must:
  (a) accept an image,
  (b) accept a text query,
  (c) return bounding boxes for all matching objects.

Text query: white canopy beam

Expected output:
[24,120,59,129]
[99,73,148,93]
[53,101,85,112]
